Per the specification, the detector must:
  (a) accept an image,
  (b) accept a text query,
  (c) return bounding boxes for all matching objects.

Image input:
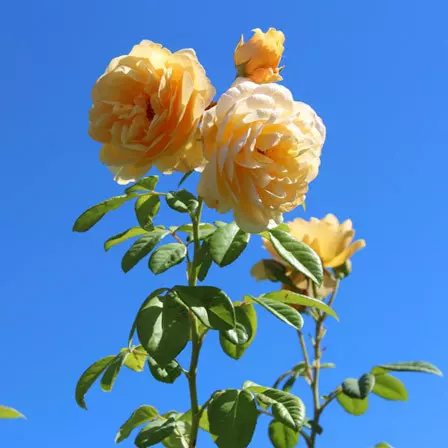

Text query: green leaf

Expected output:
[268,420,299,448]
[166,190,198,213]
[177,223,216,241]
[209,222,250,267]
[219,303,257,360]
[100,351,129,392]
[178,171,194,188]
[75,355,115,409]
[136,293,190,366]
[115,405,159,443]
[125,176,159,194]
[135,194,161,230]
[148,358,182,384]
[250,259,295,286]
[128,288,169,346]
[162,420,190,448]
[372,374,408,401]
[221,322,249,345]
[258,389,305,431]
[268,228,323,285]
[262,290,338,320]
[376,361,442,376]
[342,374,375,399]
[122,230,169,273]
[214,221,227,228]
[336,393,368,416]
[197,240,213,282]
[135,418,177,448]
[208,389,258,448]
[249,296,304,330]
[149,243,187,274]
[0,406,25,419]
[174,286,236,331]
[124,346,147,372]
[374,443,392,448]
[104,227,147,251]
[282,376,297,393]
[73,195,132,232]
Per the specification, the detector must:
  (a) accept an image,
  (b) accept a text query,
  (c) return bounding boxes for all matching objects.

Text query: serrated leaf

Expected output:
[174,286,235,331]
[262,290,338,320]
[259,389,305,431]
[136,293,190,366]
[166,190,198,213]
[219,303,257,360]
[268,228,323,285]
[122,230,169,273]
[268,420,299,448]
[209,222,250,267]
[0,406,25,419]
[208,389,258,448]
[249,296,304,330]
[73,195,133,232]
[376,361,442,376]
[105,227,147,251]
[372,374,408,401]
[135,418,177,448]
[135,194,160,230]
[148,358,182,384]
[125,176,159,194]
[100,351,129,392]
[75,355,115,409]
[336,393,368,416]
[115,405,159,443]
[149,243,187,274]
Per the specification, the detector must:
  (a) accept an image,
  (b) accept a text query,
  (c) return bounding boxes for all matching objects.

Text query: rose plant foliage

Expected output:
[70,28,442,448]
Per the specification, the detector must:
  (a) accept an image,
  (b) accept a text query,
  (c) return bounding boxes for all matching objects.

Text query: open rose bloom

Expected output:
[198,80,325,233]
[89,41,215,184]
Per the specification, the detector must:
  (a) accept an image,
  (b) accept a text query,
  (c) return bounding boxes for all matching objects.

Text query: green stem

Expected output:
[187,199,204,448]
[297,330,313,382]
[309,278,340,447]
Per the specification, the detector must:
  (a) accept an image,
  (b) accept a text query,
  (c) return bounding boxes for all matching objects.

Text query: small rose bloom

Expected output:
[89,40,215,184]
[197,79,325,233]
[234,28,285,84]
[288,214,366,268]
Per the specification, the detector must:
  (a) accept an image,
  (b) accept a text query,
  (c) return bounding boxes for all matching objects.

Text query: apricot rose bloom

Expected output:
[197,79,325,233]
[88,40,215,184]
[288,214,366,268]
[234,28,285,84]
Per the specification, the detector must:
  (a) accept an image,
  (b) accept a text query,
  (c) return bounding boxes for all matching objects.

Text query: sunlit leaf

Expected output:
[149,243,187,274]
[166,190,198,213]
[268,228,323,285]
[268,420,299,448]
[336,393,368,416]
[148,358,182,384]
[0,406,25,419]
[105,227,147,251]
[100,351,129,392]
[376,361,442,377]
[135,194,160,230]
[115,405,159,443]
[208,389,258,448]
[135,417,176,448]
[372,374,408,401]
[73,195,133,232]
[75,355,115,409]
[125,176,159,195]
[209,222,250,267]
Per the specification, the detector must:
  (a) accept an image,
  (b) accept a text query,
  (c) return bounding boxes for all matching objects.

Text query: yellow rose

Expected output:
[89,40,215,184]
[197,79,325,233]
[288,214,366,268]
[234,28,285,83]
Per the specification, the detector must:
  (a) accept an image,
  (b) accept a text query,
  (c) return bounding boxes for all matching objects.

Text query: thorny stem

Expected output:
[187,199,204,448]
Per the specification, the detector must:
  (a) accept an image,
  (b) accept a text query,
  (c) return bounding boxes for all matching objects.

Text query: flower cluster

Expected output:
[88,29,325,232]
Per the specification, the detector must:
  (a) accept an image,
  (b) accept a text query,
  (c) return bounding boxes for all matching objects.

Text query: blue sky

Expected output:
[1,0,447,446]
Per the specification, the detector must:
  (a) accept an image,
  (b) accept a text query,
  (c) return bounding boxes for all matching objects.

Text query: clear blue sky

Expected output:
[1,0,447,446]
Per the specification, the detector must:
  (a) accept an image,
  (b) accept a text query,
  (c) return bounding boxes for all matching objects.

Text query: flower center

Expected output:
[146,102,155,122]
